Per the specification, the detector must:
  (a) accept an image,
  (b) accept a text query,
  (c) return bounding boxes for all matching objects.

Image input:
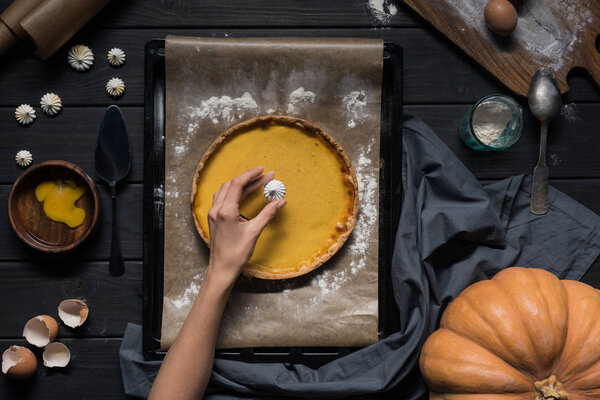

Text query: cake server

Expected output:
[528,69,562,215]
[95,105,131,277]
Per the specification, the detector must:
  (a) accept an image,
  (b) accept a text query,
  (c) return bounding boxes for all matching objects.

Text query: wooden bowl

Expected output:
[8,160,101,253]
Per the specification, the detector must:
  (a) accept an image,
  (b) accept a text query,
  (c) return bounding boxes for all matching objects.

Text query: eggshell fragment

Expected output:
[2,346,37,379]
[43,342,71,368]
[58,299,89,328]
[23,315,59,347]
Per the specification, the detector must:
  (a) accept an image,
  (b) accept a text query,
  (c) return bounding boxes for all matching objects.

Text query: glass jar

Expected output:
[459,94,524,151]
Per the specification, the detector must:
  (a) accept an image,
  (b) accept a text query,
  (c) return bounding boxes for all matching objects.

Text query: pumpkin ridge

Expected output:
[421,328,532,394]
[491,276,542,377]
[530,269,569,377]
[564,357,600,389]
[447,291,535,380]
[547,279,569,376]
[556,281,600,385]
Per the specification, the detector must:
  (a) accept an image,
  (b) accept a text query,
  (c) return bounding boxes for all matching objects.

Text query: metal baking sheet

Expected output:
[143,38,402,364]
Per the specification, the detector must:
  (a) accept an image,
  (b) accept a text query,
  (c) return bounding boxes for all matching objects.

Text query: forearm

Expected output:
[149,267,233,400]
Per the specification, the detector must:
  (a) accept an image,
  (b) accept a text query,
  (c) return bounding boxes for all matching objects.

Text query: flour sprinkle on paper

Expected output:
[188,92,258,125]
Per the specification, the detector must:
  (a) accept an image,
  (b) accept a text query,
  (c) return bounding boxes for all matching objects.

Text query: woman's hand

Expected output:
[149,167,285,400]
[206,167,286,289]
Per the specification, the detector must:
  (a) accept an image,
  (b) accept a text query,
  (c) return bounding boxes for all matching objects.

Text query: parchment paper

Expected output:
[162,36,383,349]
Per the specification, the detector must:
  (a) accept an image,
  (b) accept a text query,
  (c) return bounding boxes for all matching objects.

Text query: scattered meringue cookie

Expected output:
[264,179,286,201]
[106,77,125,98]
[107,47,126,67]
[15,104,35,125]
[40,93,62,116]
[68,45,94,71]
[15,150,33,168]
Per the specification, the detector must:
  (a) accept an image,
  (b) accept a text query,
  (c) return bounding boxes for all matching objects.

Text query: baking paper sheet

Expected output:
[161,36,383,349]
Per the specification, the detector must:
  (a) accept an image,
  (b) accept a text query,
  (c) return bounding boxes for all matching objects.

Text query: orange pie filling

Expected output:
[192,117,358,279]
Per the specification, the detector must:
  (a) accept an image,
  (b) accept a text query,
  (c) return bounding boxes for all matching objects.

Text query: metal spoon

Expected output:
[528,69,562,215]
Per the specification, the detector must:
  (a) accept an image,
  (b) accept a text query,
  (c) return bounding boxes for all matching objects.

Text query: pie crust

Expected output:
[191,115,359,279]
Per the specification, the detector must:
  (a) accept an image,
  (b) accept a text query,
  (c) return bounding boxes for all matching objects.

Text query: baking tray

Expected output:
[143,38,403,365]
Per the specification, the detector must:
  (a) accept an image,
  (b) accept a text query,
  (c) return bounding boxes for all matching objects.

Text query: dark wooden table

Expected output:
[0,1,598,398]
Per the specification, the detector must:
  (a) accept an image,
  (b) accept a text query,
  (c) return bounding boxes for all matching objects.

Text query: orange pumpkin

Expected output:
[419,267,600,400]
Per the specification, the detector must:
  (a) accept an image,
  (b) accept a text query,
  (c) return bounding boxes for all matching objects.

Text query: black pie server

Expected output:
[95,105,131,277]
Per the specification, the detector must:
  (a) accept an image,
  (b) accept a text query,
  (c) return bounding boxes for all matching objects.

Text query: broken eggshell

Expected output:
[43,342,71,368]
[2,346,37,379]
[58,299,89,328]
[23,315,59,347]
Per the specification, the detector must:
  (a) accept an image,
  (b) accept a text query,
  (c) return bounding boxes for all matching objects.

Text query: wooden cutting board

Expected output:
[402,0,600,97]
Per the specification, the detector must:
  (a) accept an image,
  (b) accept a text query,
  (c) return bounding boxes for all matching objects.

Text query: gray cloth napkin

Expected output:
[120,113,600,399]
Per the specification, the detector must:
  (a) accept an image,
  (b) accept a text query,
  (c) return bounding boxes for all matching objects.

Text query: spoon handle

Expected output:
[531,122,549,215]
[109,193,125,277]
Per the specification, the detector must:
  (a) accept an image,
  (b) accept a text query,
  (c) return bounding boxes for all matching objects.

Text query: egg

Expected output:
[58,299,89,328]
[23,315,59,348]
[2,346,37,379]
[484,0,518,36]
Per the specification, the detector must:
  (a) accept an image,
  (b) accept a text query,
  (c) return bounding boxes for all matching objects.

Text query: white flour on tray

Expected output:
[166,91,378,309]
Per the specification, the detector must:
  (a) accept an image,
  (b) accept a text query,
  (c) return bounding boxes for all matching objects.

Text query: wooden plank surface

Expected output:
[401,0,600,97]
[0,339,128,400]
[0,262,142,338]
[0,0,598,398]
[0,0,420,28]
[0,185,143,260]
[0,28,598,107]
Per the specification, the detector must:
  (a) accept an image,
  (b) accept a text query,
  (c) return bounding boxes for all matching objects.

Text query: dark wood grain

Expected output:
[406,103,600,179]
[0,0,420,29]
[0,107,143,184]
[0,1,597,398]
[0,262,141,338]
[0,184,143,260]
[0,338,129,400]
[8,160,101,253]
[401,0,600,96]
[0,28,598,108]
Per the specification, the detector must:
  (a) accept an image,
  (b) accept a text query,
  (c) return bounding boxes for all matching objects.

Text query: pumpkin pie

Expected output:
[191,115,359,279]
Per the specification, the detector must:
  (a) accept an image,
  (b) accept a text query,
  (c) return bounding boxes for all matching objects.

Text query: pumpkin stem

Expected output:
[534,375,568,400]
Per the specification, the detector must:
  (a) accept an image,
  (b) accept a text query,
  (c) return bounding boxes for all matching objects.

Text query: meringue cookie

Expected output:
[15,104,35,125]
[107,47,126,67]
[15,150,33,167]
[106,77,125,98]
[264,179,286,201]
[68,45,94,71]
[40,93,62,116]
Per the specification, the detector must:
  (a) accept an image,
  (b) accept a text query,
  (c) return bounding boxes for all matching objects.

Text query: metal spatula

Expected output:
[95,105,131,277]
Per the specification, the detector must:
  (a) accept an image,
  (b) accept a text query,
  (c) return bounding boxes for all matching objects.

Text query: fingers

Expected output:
[212,181,231,208]
[241,170,274,200]
[249,199,286,234]
[223,167,265,207]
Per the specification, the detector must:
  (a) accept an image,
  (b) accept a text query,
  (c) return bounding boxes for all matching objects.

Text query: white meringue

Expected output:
[15,104,35,125]
[106,77,125,98]
[264,179,286,201]
[15,150,33,167]
[107,47,126,67]
[68,45,94,71]
[40,93,62,116]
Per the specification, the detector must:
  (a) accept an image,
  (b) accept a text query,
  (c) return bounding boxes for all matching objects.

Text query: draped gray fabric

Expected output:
[120,113,600,399]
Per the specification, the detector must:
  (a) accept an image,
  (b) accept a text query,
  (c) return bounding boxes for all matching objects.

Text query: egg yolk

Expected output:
[35,180,86,228]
